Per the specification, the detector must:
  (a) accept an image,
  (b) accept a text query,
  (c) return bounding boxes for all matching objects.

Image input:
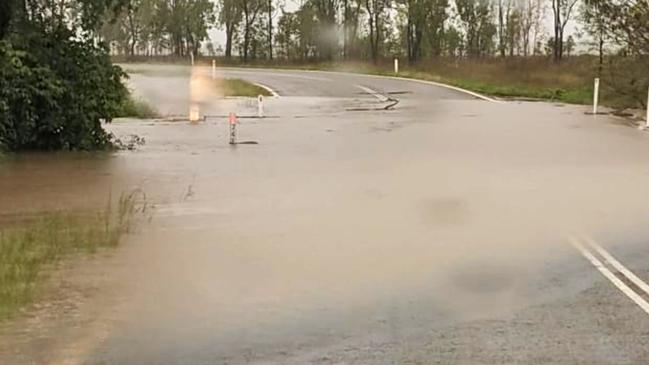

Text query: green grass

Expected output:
[116,93,158,118]
[0,190,148,321]
[221,78,272,97]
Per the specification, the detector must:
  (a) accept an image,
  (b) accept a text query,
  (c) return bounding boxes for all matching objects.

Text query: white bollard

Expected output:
[394,58,399,75]
[212,59,216,79]
[593,78,600,115]
[189,104,200,122]
[646,86,649,129]
[257,95,264,118]
[190,52,194,66]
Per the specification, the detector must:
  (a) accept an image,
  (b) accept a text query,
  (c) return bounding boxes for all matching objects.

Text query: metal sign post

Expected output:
[257,95,264,118]
[229,112,237,145]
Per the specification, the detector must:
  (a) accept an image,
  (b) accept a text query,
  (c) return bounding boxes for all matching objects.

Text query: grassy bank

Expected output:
[0,191,148,320]
[221,78,272,97]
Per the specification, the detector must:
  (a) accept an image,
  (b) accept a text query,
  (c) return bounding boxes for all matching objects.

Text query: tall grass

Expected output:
[0,190,149,320]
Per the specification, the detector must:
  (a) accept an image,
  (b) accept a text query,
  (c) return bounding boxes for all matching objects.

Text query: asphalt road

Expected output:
[2,65,649,365]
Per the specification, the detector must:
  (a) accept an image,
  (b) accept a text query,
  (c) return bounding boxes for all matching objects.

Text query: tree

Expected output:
[456,0,496,58]
[550,0,579,62]
[399,0,449,63]
[364,0,390,63]
[564,34,575,56]
[217,0,242,58]
[240,0,267,61]
[311,0,338,60]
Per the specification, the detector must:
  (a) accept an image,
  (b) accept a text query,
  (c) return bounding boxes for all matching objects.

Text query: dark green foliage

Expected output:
[0,31,128,151]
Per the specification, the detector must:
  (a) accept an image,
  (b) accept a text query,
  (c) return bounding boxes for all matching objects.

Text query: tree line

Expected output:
[100,0,645,65]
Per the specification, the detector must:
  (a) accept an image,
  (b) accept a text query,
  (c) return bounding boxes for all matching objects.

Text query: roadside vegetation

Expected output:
[0,191,149,321]
[116,94,158,118]
[221,79,272,97]
[0,0,139,152]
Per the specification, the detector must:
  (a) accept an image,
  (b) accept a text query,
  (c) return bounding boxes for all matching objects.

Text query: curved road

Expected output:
[3,65,649,365]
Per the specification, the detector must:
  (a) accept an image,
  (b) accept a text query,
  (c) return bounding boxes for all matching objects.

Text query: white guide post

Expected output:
[646,86,649,129]
[593,78,600,115]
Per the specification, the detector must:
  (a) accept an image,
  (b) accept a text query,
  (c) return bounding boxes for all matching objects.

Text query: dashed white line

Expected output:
[571,236,649,315]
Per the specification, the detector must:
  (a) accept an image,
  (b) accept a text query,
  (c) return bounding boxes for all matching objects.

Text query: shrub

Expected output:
[0,30,128,151]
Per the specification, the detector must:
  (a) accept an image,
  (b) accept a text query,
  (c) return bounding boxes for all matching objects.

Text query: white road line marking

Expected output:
[253,82,280,98]
[355,85,388,102]
[582,235,649,297]
[349,73,501,103]
[570,236,649,315]
[216,67,499,102]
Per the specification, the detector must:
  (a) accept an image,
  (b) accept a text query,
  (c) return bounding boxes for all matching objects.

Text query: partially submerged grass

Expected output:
[221,78,272,97]
[0,190,149,321]
[116,93,158,119]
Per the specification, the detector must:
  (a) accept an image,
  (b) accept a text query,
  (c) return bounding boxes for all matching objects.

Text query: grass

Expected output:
[116,93,158,118]
[0,190,149,321]
[221,78,272,97]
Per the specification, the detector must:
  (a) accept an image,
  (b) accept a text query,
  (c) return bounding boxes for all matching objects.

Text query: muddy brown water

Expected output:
[2,65,649,364]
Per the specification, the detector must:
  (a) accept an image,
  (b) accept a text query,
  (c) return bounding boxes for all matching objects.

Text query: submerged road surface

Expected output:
[2,65,649,364]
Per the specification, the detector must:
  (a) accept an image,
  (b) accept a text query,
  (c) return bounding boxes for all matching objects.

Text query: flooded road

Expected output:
[2,65,649,364]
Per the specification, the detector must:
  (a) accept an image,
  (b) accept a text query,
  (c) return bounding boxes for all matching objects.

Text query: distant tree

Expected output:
[564,35,575,56]
[456,0,496,58]
[217,0,242,58]
[550,0,579,62]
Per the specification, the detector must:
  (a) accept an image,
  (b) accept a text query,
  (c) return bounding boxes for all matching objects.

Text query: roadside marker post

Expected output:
[212,59,216,79]
[646,86,649,129]
[190,52,194,66]
[593,78,600,115]
[394,58,399,75]
[257,95,264,118]
[229,112,237,145]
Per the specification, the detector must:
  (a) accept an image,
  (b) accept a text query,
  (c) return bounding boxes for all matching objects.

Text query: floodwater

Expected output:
[2,65,649,364]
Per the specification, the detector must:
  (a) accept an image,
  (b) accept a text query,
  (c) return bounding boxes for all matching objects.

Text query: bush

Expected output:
[0,30,128,151]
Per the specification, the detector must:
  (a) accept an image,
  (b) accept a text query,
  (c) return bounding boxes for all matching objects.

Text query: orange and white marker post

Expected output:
[229,112,237,145]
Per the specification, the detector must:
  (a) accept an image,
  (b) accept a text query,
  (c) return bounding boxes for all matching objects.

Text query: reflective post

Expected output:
[394,58,399,75]
[593,78,600,115]
[646,86,649,129]
[212,59,216,79]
